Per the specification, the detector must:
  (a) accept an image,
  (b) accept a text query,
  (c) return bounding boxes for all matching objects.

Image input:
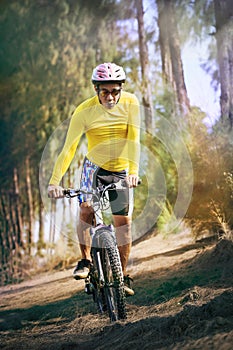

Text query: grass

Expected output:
[130,270,223,307]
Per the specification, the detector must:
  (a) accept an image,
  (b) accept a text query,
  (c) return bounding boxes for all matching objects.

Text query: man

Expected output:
[48,63,140,295]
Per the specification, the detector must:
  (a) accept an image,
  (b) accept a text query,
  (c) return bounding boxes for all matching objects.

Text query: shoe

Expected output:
[124,275,134,296]
[73,259,90,280]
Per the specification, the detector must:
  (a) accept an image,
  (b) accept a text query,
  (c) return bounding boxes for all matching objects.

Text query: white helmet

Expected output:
[92,62,126,84]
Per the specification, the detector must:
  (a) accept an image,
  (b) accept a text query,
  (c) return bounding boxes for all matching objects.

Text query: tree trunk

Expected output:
[0,191,14,284]
[167,0,190,115]
[157,0,173,85]
[13,167,24,248]
[136,0,154,133]
[37,196,45,256]
[0,193,10,273]
[25,156,34,254]
[48,199,56,255]
[214,0,233,127]
[157,0,190,116]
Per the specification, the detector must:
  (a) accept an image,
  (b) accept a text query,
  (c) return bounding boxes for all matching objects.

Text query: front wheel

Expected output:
[100,233,127,321]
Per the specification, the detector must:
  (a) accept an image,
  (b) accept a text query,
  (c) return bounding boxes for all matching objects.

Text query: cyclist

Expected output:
[47,62,141,296]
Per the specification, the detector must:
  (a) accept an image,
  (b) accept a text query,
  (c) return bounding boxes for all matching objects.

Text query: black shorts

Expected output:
[79,157,130,216]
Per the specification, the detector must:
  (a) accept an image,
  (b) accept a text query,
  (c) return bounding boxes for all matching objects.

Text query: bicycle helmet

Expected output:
[92,63,126,84]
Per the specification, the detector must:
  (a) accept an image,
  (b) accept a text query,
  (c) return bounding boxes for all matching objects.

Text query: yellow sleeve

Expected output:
[49,108,85,185]
[127,96,141,175]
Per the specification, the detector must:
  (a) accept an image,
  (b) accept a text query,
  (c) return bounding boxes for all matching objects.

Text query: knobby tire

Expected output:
[92,232,127,321]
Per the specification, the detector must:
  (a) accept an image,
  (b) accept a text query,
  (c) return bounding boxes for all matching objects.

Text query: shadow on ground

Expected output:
[0,286,94,332]
[1,239,233,350]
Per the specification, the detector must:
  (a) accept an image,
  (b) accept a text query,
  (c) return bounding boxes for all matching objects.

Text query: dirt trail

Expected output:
[1,231,233,349]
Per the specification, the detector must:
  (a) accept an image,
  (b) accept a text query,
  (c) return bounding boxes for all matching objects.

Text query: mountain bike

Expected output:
[64,180,133,322]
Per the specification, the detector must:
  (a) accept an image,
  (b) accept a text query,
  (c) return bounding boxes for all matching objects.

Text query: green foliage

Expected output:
[156,200,190,236]
[0,0,128,188]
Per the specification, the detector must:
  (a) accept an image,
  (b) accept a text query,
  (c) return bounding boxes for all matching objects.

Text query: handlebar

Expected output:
[63,179,141,199]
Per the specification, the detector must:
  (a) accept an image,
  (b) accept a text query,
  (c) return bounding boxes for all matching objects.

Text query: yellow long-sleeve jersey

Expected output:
[49,91,141,185]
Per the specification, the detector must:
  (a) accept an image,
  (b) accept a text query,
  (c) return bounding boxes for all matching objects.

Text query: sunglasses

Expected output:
[98,88,122,98]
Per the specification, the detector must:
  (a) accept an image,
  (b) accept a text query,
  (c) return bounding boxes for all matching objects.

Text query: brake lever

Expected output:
[113,179,142,190]
[63,189,78,198]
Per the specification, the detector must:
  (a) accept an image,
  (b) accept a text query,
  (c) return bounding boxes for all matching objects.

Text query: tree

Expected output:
[136,0,154,132]
[157,0,190,116]
[0,0,137,284]
[214,0,233,127]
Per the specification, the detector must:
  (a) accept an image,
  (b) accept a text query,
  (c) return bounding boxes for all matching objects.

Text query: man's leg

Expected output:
[113,215,134,296]
[113,215,132,275]
[77,202,94,261]
[73,202,93,279]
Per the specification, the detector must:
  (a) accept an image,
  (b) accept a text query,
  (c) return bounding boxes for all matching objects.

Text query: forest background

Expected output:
[0,0,232,285]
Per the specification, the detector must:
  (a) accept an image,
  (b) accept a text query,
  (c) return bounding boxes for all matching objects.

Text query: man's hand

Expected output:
[127,175,140,188]
[47,184,64,198]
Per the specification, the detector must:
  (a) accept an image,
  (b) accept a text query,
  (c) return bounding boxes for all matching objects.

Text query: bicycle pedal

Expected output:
[85,282,94,295]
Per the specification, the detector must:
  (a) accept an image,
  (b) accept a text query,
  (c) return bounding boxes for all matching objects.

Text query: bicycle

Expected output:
[63,179,135,322]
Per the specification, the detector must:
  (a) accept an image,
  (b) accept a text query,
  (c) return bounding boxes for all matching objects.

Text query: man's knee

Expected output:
[114,216,132,246]
[79,204,94,225]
